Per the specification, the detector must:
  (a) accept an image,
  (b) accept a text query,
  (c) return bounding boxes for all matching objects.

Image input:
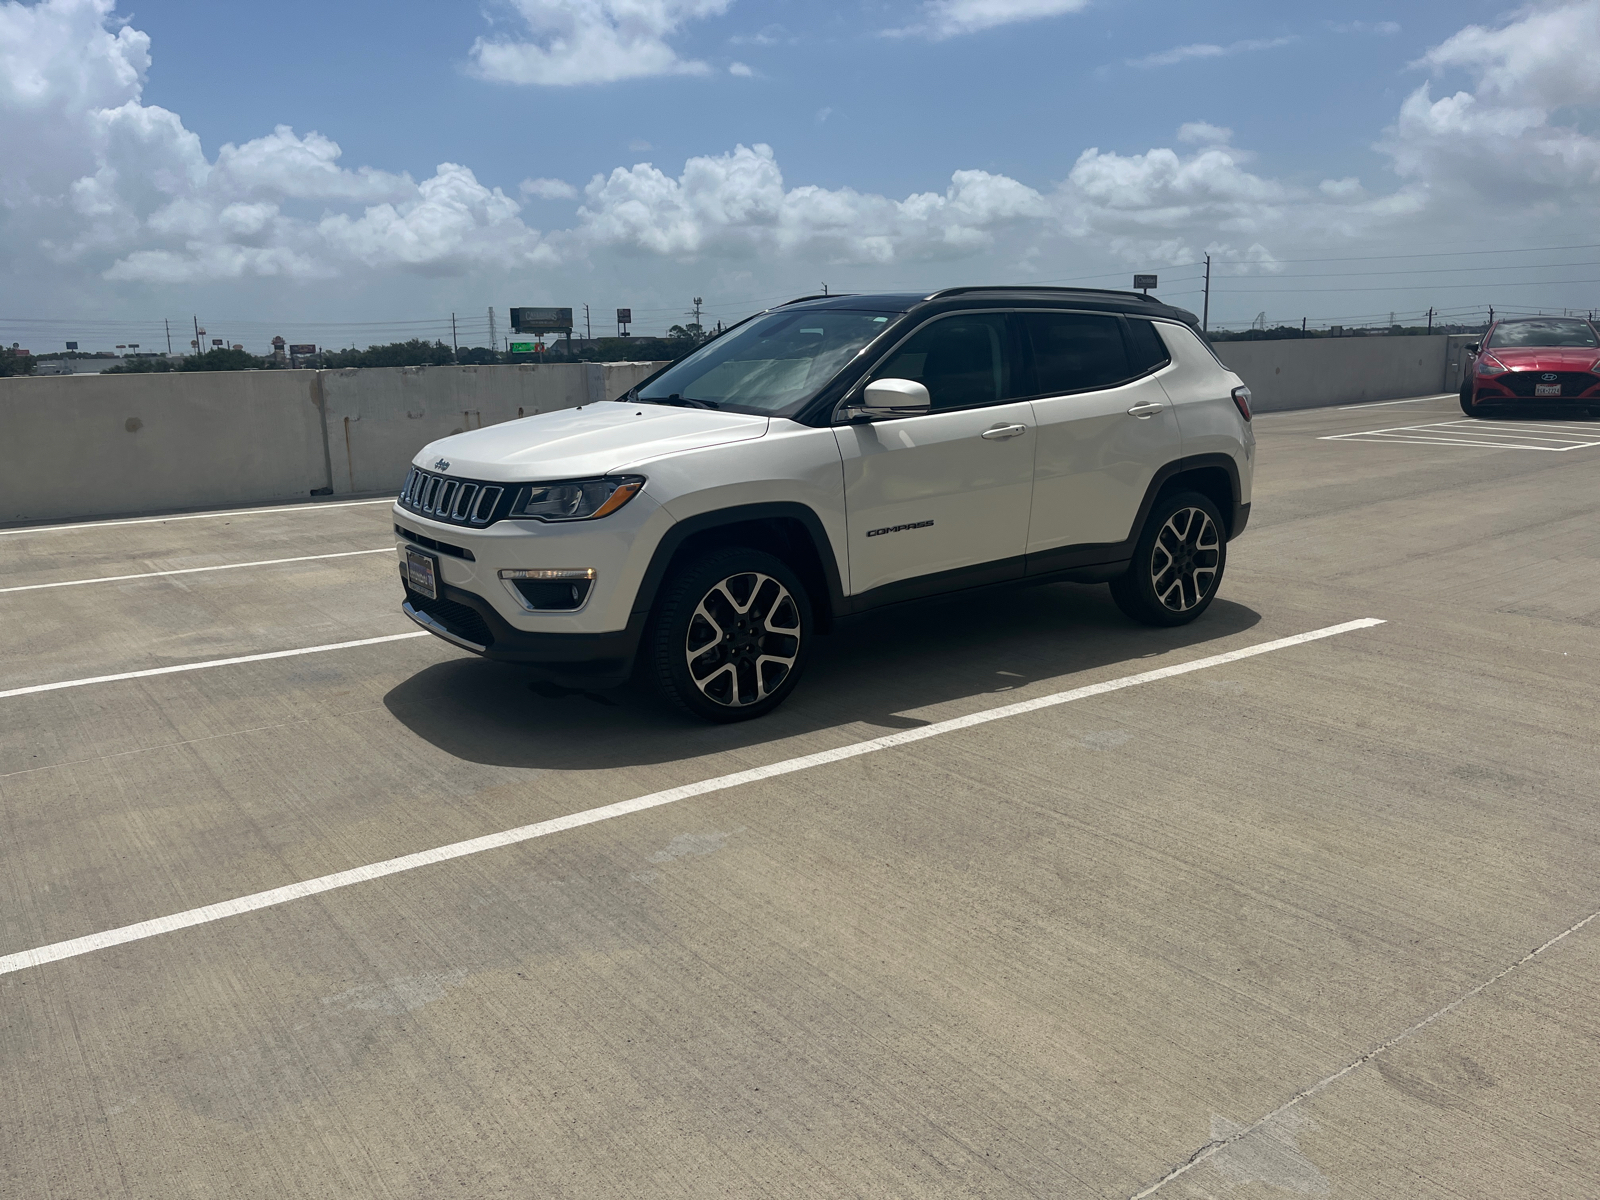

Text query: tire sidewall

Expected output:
[650,548,813,722]
[1113,490,1227,627]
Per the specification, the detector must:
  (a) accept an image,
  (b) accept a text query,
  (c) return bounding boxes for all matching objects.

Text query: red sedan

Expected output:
[1461,316,1600,417]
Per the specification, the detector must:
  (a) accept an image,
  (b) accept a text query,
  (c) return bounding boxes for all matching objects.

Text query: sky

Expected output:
[3,0,1600,352]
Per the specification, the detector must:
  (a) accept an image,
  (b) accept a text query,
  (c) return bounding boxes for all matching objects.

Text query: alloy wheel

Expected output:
[1150,506,1220,612]
[684,571,802,707]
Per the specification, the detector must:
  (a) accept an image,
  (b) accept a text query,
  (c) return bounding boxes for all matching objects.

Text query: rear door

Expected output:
[833,312,1036,598]
[1022,311,1181,562]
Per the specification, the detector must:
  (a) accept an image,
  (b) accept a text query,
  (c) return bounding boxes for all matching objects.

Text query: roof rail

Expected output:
[925,285,1162,303]
[776,293,850,307]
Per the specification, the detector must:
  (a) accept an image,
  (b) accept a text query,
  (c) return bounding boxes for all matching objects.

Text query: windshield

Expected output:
[1486,319,1600,349]
[635,309,896,415]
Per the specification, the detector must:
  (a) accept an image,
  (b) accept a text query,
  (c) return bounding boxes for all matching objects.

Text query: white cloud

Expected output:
[1127,36,1295,69]
[7,0,1600,329]
[521,176,580,199]
[1329,20,1400,36]
[1382,0,1600,200]
[886,0,1090,40]
[728,60,753,76]
[1177,121,1233,145]
[0,0,551,284]
[571,144,1050,263]
[469,0,733,86]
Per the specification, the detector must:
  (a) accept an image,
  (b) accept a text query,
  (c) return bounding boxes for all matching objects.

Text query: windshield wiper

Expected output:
[639,393,720,409]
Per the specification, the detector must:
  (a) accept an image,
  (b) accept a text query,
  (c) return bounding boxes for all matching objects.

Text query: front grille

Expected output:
[405,586,495,648]
[395,524,474,561]
[398,468,518,527]
[1498,371,1600,398]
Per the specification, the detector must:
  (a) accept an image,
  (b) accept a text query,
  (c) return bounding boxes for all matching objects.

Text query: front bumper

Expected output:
[402,573,648,689]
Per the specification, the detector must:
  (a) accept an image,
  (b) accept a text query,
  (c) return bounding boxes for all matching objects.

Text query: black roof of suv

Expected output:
[778,286,1202,329]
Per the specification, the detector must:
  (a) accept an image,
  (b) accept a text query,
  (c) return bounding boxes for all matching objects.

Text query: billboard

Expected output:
[289,344,317,355]
[509,342,544,354]
[1133,274,1158,290]
[510,307,573,334]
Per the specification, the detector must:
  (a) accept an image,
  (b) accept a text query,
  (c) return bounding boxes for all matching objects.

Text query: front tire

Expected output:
[648,548,812,722]
[1460,382,1474,416]
[1110,491,1227,627]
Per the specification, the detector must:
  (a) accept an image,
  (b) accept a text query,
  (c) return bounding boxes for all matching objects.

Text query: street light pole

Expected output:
[1202,254,1211,333]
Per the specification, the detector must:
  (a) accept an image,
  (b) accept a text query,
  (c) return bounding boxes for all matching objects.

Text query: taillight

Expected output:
[1231,385,1252,422]
[1477,354,1509,376]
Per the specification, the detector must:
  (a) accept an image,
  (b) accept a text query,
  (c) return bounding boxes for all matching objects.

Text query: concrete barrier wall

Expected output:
[0,369,328,525]
[1,361,666,525]
[0,335,1484,526]
[1212,335,1457,412]
[321,362,661,495]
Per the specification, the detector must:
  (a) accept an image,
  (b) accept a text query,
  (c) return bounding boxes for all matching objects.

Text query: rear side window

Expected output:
[1126,319,1173,373]
[1022,312,1134,395]
[873,313,1014,409]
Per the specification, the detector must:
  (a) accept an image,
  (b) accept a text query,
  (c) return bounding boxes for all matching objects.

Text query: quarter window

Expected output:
[872,314,1014,409]
[1126,319,1173,374]
[1023,313,1135,395]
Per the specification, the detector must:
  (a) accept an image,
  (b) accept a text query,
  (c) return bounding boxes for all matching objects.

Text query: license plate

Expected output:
[404,547,439,600]
[1536,383,1561,397]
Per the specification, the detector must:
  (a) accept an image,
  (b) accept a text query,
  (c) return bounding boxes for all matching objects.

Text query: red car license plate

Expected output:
[1536,383,1561,397]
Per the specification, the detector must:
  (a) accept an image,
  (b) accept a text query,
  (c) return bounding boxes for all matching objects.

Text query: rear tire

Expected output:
[648,548,812,723]
[1110,491,1227,627]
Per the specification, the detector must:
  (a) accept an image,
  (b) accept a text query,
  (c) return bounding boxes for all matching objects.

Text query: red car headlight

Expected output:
[1476,354,1509,376]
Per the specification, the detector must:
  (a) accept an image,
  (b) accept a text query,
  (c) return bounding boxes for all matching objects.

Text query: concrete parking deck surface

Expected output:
[3,394,1597,1198]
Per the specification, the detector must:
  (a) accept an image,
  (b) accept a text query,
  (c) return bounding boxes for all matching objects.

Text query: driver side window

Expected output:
[873,314,1014,409]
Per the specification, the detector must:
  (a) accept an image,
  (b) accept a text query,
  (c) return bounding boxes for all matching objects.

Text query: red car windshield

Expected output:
[1486,318,1599,349]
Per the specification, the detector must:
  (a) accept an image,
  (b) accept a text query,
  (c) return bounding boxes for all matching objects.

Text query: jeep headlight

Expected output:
[510,475,644,522]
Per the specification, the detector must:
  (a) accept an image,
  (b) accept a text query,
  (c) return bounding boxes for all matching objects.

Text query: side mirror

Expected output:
[851,378,931,415]
[1466,343,1480,354]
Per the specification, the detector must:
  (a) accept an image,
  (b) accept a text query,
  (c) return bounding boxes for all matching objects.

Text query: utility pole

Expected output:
[165,319,172,356]
[584,304,592,341]
[822,282,828,296]
[686,297,703,335]
[487,307,497,353]
[1488,306,1494,328]
[1202,254,1211,333]
[1301,316,1307,337]
[451,313,458,356]
[193,315,201,357]
[1426,307,1433,333]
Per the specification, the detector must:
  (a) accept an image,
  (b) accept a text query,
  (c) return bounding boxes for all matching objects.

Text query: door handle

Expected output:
[1127,401,1165,418]
[981,424,1027,439]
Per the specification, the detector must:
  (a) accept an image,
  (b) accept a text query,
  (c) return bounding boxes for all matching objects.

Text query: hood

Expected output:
[416,402,769,480]
[1482,346,1600,371]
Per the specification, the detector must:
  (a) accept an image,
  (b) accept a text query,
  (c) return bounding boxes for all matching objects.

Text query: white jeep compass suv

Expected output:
[394,287,1255,721]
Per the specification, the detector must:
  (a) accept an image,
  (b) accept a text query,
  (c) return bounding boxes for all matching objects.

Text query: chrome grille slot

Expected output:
[398,469,517,528]
[471,486,502,524]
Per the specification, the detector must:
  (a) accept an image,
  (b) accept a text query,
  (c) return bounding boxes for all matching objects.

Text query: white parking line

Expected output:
[0,618,1385,977]
[0,497,394,537]
[1321,419,1600,451]
[0,632,428,701]
[0,549,394,595]
[1337,393,1455,410]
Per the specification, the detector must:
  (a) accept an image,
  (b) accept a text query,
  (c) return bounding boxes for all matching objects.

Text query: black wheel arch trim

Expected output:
[630,501,849,631]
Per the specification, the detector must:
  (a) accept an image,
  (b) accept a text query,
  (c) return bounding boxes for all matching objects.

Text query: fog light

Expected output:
[499,568,595,612]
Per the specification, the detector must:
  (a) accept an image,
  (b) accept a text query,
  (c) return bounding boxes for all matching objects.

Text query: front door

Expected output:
[833,313,1036,599]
